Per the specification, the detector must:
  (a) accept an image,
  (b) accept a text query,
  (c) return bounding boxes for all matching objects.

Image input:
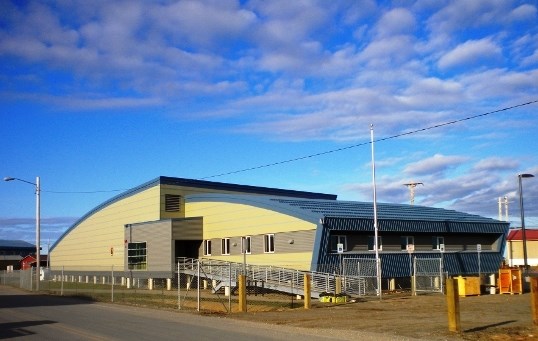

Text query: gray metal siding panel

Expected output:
[127,221,173,272]
[276,230,315,253]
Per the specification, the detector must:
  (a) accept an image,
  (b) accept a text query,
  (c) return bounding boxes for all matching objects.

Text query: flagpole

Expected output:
[370,124,381,298]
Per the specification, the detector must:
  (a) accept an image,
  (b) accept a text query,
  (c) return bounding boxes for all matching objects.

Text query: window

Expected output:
[203,240,211,256]
[433,236,445,251]
[221,238,230,255]
[127,242,147,270]
[264,234,275,253]
[165,194,181,212]
[242,236,251,254]
[367,236,382,251]
[330,235,347,252]
[401,236,415,251]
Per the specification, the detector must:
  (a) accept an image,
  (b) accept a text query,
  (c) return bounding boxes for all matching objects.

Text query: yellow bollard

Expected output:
[238,275,247,312]
[446,277,461,332]
[531,277,538,325]
[304,274,311,309]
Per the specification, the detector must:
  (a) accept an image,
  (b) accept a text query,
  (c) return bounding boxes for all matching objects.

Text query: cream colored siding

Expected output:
[186,201,315,238]
[51,184,186,270]
[189,201,317,270]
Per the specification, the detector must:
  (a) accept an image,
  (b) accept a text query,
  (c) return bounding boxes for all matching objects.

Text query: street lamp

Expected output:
[518,173,534,274]
[4,176,41,291]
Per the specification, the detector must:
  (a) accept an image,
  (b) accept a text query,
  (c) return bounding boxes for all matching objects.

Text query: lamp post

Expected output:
[4,176,41,291]
[518,173,534,274]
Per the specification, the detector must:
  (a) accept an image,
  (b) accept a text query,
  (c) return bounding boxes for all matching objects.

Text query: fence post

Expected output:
[531,277,538,325]
[61,266,64,296]
[177,261,181,310]
[197,259,201,312]
[304,274,311,309]
[228,262,232,313]
[446,277,461,332]
[238,274,247,312]
[111,265,114,303]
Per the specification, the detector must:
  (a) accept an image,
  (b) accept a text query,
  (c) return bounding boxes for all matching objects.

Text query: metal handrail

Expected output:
[177,258,361,296]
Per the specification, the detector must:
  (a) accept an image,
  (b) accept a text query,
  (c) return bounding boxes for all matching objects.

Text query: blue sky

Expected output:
[1,0,537,248]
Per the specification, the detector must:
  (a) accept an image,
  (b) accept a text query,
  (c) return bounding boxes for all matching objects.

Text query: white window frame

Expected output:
[433,236,445,251]
[203,240,211,256]
[221,238,230,255]
[264,234,275,253]
[401,236,415,251]
[330,235,347,252]
[242,236,251,255]
[367,236,382,251]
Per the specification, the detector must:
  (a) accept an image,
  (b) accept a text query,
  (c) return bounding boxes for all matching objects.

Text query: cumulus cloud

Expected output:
[404,154,470,176]
[438,38,502,70]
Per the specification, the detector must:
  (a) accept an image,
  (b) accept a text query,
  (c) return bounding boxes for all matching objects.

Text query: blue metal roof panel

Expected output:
[0,240,35,249]
[272,198,503,223]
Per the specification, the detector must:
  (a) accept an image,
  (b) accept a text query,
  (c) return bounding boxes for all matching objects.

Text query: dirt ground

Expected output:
[225,292,538,341]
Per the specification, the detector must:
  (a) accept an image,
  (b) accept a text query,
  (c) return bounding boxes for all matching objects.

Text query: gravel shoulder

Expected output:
[225,292,538,341]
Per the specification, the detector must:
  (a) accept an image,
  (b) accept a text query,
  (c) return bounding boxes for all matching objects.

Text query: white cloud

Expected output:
[438,38,502,70]
[404,154,470,176]
[472,157,519,172]
[375,8,416,38]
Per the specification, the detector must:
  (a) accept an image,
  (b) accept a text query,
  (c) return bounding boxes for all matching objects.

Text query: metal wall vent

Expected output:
[165,194,181,212]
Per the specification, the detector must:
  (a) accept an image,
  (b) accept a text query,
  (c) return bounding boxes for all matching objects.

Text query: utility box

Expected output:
[498,267,522,294]
[457,276,481,296]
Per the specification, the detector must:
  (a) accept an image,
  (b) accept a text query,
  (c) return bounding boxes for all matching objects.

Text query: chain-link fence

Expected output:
[413,257,444,294]
[2,258,448,313]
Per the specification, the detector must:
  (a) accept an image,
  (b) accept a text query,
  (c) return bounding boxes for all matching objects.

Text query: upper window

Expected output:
[165,194,181,212]
[127,242,147,270]
[221,238,230,255]
[433,236,445,251]
[330,235,347,252]
[401,236,415,251]
[264,234,275,253]
[242,236,251,254]
[367,236,382,251]
[203,240,211,256]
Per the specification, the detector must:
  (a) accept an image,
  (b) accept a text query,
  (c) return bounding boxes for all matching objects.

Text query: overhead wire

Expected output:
[200,99,538,180]
[38,99,538,192]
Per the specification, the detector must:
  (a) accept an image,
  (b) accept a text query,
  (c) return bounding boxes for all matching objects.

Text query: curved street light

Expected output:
[3,176,41,291]
[518,173,534,275]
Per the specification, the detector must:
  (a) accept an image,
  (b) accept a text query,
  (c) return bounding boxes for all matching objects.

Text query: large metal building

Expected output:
[50,176,509,280]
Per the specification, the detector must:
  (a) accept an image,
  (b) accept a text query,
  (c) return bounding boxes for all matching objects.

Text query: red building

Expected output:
[20,254,48,270]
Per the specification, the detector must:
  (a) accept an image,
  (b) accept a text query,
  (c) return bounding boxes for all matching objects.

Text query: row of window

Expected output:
[330,235,446,252]
[204,234,275,256]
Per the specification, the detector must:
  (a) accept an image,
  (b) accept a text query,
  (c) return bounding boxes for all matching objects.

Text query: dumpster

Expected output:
[457,276,481,296]
[498,267,522,294]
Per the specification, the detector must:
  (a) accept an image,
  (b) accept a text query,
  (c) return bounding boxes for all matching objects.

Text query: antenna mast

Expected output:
[403,182,423,205]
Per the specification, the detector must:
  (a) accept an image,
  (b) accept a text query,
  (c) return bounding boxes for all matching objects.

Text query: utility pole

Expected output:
[403,182,423,205]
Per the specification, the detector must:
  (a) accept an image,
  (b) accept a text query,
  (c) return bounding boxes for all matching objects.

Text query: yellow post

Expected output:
[531,277,538,325]
[335,277,342,295]
[304,274,311,309]
[446,277,461,332]
[238,274,247,312]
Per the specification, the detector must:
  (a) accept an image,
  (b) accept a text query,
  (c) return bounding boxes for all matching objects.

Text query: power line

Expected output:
[201,99,538,180]
[43,189,127,194]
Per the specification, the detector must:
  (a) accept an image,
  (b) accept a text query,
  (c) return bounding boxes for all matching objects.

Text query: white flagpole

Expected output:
[370,124,381,298]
